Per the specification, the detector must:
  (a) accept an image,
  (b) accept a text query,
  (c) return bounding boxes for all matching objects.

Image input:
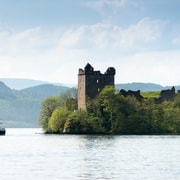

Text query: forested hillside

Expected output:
[0,81,69,127]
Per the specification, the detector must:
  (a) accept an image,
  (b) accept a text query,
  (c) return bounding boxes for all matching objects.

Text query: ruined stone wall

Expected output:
[78,73,86,110]
[78,63,115,110]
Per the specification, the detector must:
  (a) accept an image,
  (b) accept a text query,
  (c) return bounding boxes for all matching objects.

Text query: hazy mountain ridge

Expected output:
[0,78,74,90]
[116,83,180,91]
[116,83,164,91]
[0,81,16,99]
[0,78,179,127]
[20,84,69,100]
[1,78,179,91]
[0,78,50,90]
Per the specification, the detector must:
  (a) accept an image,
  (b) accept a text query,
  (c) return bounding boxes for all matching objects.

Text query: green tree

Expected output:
[64,111,88,134]
[39,87,180,135]
[174,93,180,108]
[48,108,69,133]
[86,115,106,134]
[58,88,77,111]
[162,101,180,133]
[39,88,77,133]
[97,86,116,131]
[39,97,60,132]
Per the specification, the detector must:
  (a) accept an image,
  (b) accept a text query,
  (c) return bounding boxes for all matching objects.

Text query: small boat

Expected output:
[0,128,5,135]
[0,122,6,135]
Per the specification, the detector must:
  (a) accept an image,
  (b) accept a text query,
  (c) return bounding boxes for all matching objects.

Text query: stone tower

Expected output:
[78,63,116,110]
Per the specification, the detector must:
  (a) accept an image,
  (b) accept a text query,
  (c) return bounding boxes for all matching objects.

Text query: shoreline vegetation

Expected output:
[39,86,180,135]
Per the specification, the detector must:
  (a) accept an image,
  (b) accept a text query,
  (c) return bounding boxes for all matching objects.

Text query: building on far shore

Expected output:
[78,63,116,110]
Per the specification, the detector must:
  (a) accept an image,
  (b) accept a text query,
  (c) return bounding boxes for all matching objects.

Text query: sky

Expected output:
[0,0,180,86]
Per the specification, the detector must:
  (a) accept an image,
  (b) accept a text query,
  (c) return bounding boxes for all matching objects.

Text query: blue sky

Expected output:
[0,0,180,86]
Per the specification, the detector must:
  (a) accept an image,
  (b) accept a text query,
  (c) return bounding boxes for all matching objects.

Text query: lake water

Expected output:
[0,128,179,180]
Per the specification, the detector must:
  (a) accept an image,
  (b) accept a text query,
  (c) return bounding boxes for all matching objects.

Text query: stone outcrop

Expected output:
[119,89,144,102]
[155,86,176,103]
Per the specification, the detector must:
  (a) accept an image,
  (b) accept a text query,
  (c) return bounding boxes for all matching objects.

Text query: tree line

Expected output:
[39,86,180,134]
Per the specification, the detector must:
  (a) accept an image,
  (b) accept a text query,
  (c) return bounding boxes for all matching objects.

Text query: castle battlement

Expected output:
[78,63,115,110]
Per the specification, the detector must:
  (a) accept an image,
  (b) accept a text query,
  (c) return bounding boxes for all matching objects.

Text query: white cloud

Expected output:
[57,17,163,51]
[86,0,126,10]
[117,51,180,86]
[59,26,86,48]
[0,16,164,54]
[85,0,127,23]
[0,26,88,84]
[172,33,180,45]
[0,27,43,56]
[0,17,179,86]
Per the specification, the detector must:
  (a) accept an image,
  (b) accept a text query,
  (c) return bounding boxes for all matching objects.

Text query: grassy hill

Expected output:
[141,91,160,98]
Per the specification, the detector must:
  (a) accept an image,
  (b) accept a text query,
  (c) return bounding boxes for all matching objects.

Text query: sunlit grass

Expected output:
[141,91,160,98]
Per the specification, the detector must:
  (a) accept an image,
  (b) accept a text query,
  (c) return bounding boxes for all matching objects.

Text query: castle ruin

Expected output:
[78,63,116,110]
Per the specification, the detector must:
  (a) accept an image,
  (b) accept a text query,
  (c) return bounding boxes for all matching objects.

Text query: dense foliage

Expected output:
[39,86,180,134]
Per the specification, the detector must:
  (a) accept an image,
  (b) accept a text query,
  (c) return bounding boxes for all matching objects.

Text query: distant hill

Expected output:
[20,84,69,100]
[0,81,15,99]
[115,82,164,91]
[115,82,180,91]
[0,81,70,128]
[0,78,51,90]
[1,78,179,91]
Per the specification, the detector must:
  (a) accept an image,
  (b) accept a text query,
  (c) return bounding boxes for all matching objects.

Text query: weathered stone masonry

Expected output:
[78,63,116,110]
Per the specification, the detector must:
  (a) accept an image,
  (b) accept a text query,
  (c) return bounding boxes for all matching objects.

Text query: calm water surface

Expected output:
[0,128,179,180]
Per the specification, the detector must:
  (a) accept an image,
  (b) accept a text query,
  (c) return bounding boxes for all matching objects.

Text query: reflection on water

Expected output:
[0,128,179,179]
